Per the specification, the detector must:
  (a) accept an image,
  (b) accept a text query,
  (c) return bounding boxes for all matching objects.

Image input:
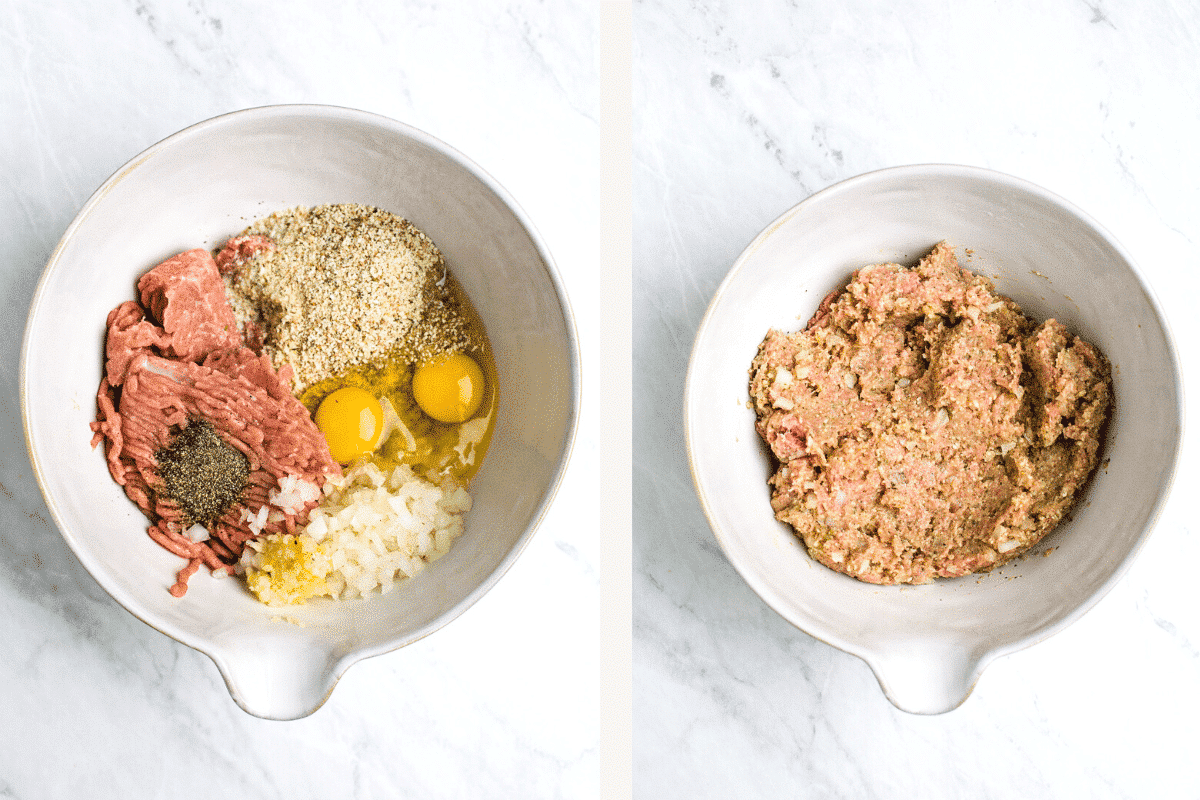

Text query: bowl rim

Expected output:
[20,103,583,700]
[684,162,1185,698]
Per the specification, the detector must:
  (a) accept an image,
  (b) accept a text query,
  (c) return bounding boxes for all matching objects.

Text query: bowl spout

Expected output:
[208,629,348,720]
[865,640,986,715]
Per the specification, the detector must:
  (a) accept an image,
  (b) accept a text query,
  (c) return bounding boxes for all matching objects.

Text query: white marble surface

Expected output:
[635,1,1200,798]
[1,1,597,797]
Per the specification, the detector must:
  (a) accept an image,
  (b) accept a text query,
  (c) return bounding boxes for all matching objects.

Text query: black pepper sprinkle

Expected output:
[156,419,250,527]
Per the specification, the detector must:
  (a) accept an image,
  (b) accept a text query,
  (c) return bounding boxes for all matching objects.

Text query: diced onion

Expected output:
[183,523,210,543]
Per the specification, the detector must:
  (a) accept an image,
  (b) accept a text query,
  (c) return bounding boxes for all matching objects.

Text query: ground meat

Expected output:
[135,249,242,362]
[749,241,1112,584]
[90,248,340,596]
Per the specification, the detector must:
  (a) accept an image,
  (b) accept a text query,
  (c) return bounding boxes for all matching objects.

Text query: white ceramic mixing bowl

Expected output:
[686,164,1182,714]
[22,105,579,719]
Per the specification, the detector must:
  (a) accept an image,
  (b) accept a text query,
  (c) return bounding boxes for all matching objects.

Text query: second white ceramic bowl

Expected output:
[686,164,1182,714]
[23,105,580,719]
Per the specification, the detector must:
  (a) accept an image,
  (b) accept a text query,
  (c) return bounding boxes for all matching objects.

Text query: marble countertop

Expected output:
[634,1,1200,798]
[1,1,597,798]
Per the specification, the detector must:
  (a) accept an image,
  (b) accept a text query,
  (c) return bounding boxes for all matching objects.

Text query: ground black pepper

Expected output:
[157,419,250,526]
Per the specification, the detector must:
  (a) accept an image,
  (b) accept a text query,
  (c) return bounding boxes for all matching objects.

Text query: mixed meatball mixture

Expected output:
[749,241,1112,584]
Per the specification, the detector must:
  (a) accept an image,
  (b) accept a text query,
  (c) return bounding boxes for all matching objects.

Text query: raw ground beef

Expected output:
[90,246,339,596]
[749,241,1112,584]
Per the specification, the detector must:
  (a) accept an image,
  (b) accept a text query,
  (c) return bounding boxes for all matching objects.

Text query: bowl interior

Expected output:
[22,106,578,718]
[686,165,1181,711]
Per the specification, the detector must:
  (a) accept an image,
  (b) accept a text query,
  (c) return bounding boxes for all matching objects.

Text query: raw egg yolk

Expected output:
[314,387,384,464]
[412,353,485,424]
